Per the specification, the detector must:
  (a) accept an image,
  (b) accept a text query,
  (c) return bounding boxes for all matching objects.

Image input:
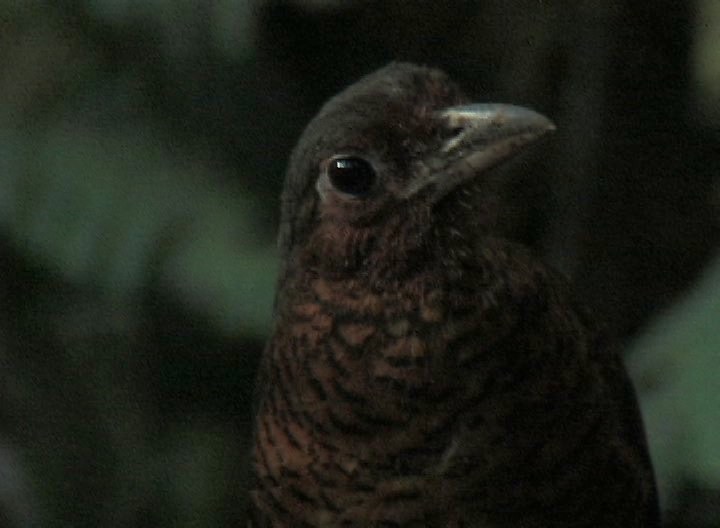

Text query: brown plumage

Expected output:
[249,62,659,527]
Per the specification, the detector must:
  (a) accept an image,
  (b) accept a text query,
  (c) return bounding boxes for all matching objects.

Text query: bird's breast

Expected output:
[272,275,457,441]
[252,273,478,524]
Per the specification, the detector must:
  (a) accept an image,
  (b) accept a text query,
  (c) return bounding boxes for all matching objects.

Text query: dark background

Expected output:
[0,1,718,526]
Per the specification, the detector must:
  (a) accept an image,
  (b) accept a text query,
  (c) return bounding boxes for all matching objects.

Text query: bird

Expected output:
[249,62,660,527]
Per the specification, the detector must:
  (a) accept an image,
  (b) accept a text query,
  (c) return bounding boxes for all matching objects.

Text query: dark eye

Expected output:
[327,156,376,196]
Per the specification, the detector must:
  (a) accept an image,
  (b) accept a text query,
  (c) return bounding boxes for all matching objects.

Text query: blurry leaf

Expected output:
[87,0,257,59]
[629,254,720,504]
[693,0,720,124]
[163,189,278,337]
[0,120,276,339]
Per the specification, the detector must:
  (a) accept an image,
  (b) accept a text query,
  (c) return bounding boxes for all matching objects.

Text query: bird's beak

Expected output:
[404,104,555,201]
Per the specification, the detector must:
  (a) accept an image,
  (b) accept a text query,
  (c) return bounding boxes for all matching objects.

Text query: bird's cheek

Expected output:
[317,195,349,221]
[304,221,374,272]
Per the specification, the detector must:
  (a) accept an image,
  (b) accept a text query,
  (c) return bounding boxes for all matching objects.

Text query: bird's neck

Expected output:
[296,208,488,287]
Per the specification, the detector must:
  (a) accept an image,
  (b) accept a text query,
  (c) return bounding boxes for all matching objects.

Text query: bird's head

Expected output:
[278,62,554,284]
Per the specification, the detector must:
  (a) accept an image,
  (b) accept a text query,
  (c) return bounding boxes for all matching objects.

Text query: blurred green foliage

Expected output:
[631,256,720,498]
[0,1,717,526]
[1,122,277,335]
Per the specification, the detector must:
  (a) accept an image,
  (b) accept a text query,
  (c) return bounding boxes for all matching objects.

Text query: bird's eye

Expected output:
[326,156,376,197]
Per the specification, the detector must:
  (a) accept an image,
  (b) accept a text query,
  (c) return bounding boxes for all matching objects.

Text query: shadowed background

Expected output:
[0,1,718,526]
